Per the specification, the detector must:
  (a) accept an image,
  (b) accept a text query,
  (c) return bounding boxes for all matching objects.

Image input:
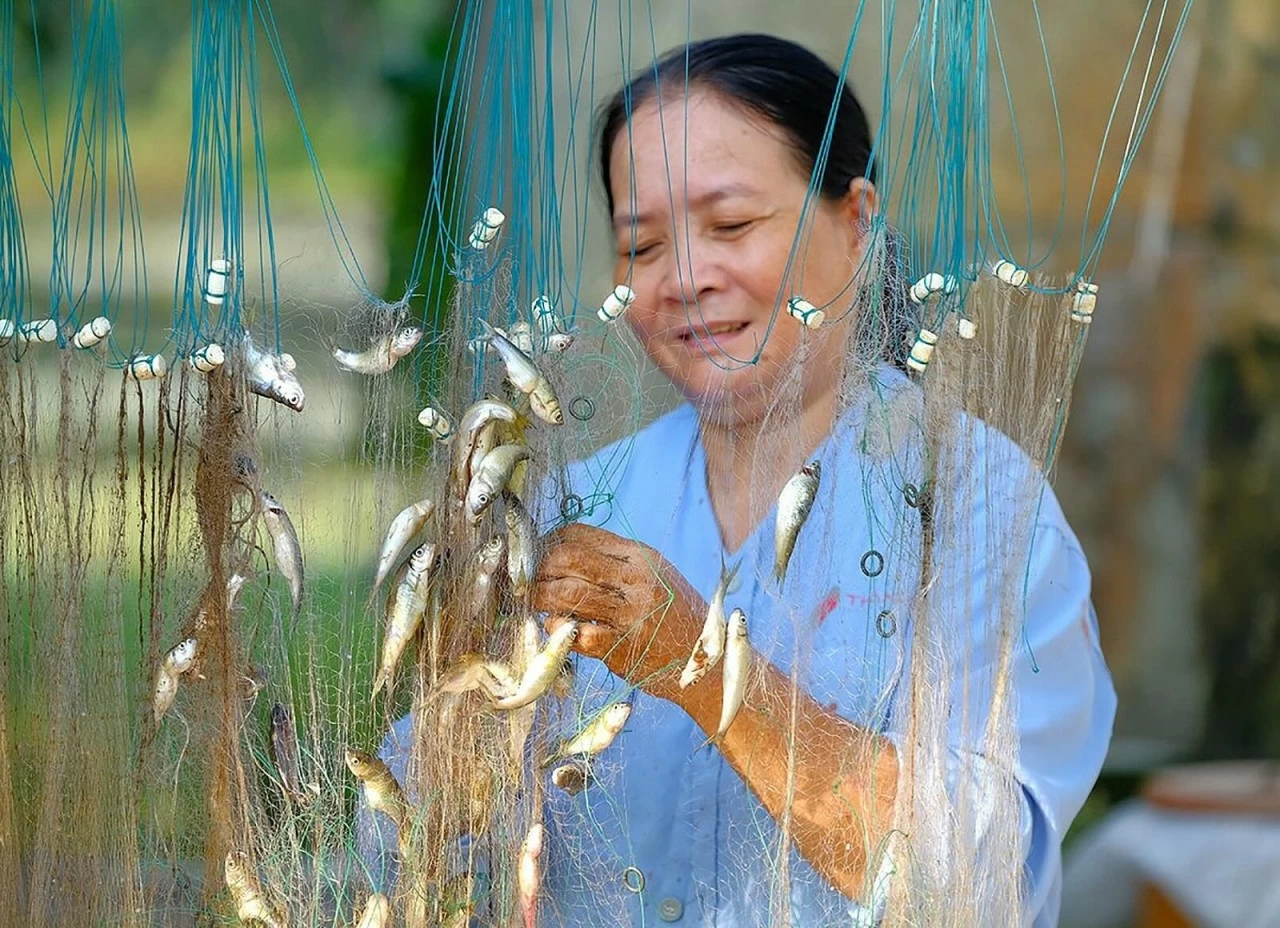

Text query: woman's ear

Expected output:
[843,177,878,246]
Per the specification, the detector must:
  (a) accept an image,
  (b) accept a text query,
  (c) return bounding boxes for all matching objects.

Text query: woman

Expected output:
[369,33,1114,927]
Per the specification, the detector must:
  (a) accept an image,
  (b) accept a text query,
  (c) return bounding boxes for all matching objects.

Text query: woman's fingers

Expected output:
[531,575,627,626]
[546,614,617,659]
[538,523,656,576]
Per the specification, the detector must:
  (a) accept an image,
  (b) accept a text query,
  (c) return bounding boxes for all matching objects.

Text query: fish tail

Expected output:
[371,668,389,701]
[693,733,722,755]
[722,554,742,592]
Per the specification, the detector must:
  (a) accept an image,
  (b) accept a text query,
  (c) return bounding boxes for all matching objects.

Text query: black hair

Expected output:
[597,33,877,219]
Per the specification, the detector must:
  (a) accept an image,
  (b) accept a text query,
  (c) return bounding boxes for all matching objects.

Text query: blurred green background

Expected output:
[3,1,1280,926]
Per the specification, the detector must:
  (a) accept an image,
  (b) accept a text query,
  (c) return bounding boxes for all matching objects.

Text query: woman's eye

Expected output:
[625,242,656,258]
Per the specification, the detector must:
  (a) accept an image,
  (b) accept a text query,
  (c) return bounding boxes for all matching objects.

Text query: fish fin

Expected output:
[371,669,389,701]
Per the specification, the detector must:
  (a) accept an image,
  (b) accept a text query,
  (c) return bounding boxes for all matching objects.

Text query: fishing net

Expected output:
[0,0,1192,925]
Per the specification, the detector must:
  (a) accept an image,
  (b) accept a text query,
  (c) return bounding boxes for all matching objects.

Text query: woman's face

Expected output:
[607,87,875,427]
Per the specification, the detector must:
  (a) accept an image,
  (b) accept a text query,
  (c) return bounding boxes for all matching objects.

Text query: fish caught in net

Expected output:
[0,0,1193,925]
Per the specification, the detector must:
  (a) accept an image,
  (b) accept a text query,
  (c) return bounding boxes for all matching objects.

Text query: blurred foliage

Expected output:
[380,3,456,311]
[379,1,461,451]
[1197,328,1280,760]
[8,0,407,208]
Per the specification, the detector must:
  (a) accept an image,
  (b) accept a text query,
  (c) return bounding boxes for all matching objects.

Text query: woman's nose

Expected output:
[656,237,722,308]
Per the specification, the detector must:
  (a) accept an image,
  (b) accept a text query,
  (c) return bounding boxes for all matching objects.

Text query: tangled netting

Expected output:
[0,0,1190,925]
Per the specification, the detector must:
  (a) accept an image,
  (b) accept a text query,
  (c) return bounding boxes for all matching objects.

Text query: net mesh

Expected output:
[0,0,1190,925]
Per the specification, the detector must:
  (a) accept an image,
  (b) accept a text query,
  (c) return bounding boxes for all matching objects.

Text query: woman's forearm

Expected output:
[674,652,899,900]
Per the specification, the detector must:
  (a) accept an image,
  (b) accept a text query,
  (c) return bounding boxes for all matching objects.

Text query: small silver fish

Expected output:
[466,443,531,523]
[165,636,198,676]
[373,499,434,591]
[372,542,437,698]
[429,653,519,702]
[707,608,750,746]
[243,335,305,412]
[550,762,592,796]
[531,298,577,353]
[518,822,543,928]
[453,399,519,492]
[227,571,248,612]
[345,748,408,833]
[152,637,199,722]
[774,461,820,585]
[680,557,740,689]
[504,491,538,600]
[152,667,179,724]
[224,851,286,928]
[332,326,423,375]
[505,616,543,776]
[261,491,304,617]
[494,622,578,710]
[270,702,304,803]
[480,320,563,426]
[466,536,506,622]
[548,702,631,764]
[355,892,391,928]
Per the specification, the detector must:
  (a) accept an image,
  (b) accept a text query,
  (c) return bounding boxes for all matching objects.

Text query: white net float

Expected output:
[278,352,297,373]
[417,406,453,441]
[909,273,957,305]
[596,284,635,323]
[0,319,13,345]
[72,316,112,349]
[992,259,1030,289]
[189,343,225,373]
[19,318,59,344]
[786,296,825,329]
[126,353,167,381]
[468,207,506,250]
[905,328,940,373]
[957,317,978,340]
[1070,280,1099,323]
[205,258,232,306]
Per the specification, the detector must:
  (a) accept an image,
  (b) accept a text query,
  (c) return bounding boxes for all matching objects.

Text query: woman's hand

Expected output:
[530,523,708,701]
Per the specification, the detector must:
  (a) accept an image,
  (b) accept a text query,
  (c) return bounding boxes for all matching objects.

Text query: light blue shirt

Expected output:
[362,367,1115,926]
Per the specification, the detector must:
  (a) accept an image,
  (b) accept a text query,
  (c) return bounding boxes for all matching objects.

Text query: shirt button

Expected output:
[658,897,684,921]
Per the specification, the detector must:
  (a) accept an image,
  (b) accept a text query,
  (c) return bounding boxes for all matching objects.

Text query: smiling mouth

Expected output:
[678,321,750,343]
